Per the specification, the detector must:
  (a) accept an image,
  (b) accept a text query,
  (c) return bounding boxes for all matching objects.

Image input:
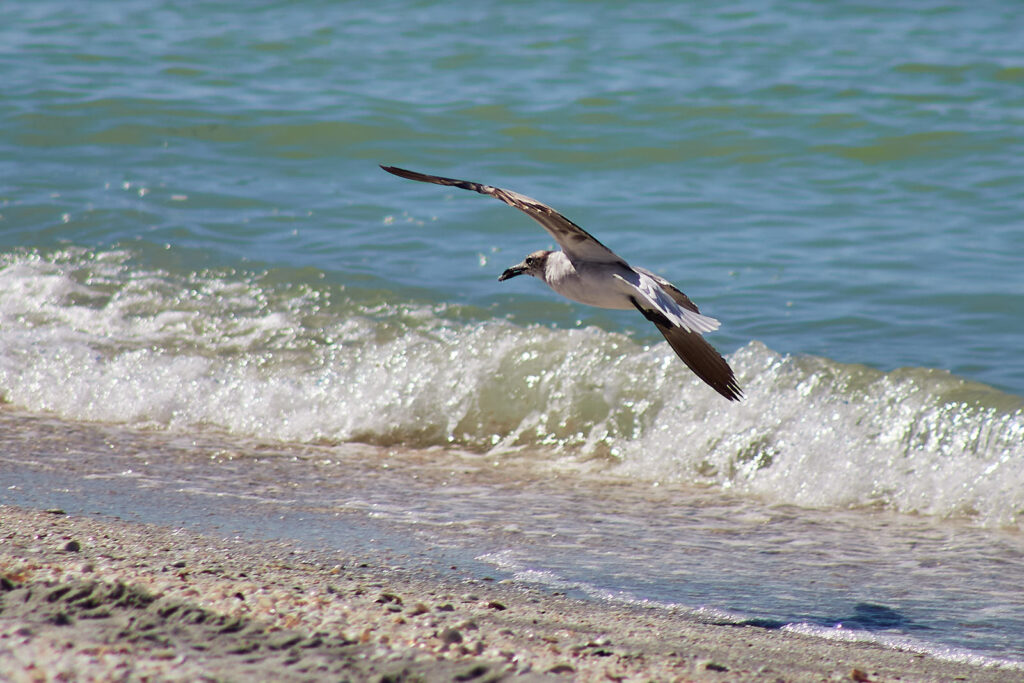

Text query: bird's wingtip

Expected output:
[380,165,424,181]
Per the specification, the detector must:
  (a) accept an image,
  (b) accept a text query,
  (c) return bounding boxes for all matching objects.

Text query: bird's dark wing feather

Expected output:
[654,322,743,401]
[381,165,624,264]
[628,296,741,401]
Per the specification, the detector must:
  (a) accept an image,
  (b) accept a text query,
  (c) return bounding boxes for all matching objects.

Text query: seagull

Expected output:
[380,165,743,401]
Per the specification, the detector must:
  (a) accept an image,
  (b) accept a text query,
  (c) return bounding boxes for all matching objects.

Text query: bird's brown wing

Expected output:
[381,165,625,264]
[653,322,743,401]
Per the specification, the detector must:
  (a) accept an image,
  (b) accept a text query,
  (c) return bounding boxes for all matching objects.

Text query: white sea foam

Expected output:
[782,622,1024,672]
[1,248,1021,526]
[478,550,1024,672]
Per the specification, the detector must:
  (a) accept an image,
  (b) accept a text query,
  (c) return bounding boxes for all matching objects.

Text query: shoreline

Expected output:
[1,505,1018,682]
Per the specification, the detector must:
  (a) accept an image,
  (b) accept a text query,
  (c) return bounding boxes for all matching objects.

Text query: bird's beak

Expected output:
[498,262,527,281]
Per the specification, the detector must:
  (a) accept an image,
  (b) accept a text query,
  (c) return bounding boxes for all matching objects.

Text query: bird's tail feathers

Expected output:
[678,308,720,334]
[617,273,720,334]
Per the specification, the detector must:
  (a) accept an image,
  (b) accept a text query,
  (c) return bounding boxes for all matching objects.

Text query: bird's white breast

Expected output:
[541,252,636,310]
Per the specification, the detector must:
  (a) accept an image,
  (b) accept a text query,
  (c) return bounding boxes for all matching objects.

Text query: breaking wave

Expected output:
[1,247,1021,526]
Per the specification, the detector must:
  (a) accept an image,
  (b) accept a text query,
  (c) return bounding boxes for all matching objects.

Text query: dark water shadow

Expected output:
[722,603,928,633]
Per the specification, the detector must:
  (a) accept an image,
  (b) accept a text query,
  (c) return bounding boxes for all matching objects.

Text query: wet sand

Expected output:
[0,504,1016,682]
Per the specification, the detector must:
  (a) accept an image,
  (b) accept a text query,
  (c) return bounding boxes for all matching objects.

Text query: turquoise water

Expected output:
[2,0,1024,668]
[4,1,1023,394]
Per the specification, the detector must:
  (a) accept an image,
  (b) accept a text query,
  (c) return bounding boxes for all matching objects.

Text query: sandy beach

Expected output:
[0,504,1016,682]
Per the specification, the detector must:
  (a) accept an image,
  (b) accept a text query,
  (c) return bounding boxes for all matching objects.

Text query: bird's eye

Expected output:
[525,257,535,266]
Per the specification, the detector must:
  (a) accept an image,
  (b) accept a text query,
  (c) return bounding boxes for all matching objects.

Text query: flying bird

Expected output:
[380,165,742,401]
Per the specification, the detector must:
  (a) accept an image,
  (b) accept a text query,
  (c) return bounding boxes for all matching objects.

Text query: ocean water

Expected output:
[2,0,1024,669]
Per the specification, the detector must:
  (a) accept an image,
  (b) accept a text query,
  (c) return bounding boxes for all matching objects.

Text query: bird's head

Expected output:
[498,250,551,282]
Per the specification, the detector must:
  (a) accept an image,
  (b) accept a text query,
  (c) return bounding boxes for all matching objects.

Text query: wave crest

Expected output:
[1,248,1021,526]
